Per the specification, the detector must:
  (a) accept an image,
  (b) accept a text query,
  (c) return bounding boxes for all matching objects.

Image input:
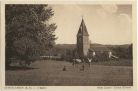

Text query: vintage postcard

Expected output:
[0,0,137,91]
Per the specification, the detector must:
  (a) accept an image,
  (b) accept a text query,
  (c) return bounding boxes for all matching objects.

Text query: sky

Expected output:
[49,4,132,45]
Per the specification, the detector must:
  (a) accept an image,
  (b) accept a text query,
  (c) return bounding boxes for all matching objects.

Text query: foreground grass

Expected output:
[6,59,133,86]
[91,59,132,66]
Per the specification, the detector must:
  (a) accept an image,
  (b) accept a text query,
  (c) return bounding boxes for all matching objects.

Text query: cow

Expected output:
[72,59,82,67]
[86,58,92,67]
[87,58,92,63]
[73,59,82,63]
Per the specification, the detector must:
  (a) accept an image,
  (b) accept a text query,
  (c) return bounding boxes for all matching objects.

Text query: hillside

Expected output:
[55,43,132,50]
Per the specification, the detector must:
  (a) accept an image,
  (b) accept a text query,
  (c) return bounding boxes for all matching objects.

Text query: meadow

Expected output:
[6,59,133,86]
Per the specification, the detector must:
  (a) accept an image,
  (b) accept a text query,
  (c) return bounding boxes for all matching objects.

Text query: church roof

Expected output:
[77,18,89,36]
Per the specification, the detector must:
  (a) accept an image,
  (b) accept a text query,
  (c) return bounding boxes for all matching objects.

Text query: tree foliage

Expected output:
[6,5,57,66]
[111,44,133,59]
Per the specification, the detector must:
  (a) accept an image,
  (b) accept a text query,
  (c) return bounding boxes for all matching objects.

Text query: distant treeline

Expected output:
[42,43,133,60]
[108,44,132,59]
[7,43,132,68]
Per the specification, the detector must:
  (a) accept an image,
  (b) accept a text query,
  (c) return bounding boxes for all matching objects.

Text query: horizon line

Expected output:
[56,43,133,45]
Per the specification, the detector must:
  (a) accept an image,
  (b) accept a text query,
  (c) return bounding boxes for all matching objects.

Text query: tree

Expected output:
[6,5,57,67]
[128,44,132,59]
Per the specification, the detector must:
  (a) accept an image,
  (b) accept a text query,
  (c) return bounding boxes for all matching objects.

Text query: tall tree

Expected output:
[6,5,57,66]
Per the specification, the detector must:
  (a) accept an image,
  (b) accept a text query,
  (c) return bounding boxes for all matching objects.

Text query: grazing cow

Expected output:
[72,59,82,67]
[87,58,92,63]
[73,59,82,63]
[87,58,92,67]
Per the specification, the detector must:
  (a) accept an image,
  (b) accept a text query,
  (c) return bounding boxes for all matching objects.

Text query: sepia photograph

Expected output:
[4,3,135,87]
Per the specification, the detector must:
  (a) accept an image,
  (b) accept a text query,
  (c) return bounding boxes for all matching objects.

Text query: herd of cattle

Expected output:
[72,51,119,65]
[62,52,119,71]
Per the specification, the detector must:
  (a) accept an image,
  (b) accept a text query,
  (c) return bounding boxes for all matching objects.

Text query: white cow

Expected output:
[87,58,92,67]
[73,59,82,63]
[72,59,82,67]
[87,58,92,63]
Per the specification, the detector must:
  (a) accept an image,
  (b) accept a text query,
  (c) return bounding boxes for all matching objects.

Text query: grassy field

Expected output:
[6,59,133,86]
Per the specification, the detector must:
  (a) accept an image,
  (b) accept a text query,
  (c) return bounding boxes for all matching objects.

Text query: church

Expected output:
[76,18,111,59]
[77,18,90,58]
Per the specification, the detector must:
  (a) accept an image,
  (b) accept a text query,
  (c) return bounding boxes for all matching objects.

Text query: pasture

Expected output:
[6,59,133,86]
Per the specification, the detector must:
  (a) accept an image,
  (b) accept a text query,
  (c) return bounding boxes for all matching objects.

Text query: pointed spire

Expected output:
[77,17,89,36]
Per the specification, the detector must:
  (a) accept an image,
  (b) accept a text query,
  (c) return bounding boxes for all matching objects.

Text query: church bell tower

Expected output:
[77,18,90,58]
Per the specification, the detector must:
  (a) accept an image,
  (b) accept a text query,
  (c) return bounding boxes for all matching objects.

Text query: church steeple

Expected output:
[76,18,90,58]
[77,18,89,36]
